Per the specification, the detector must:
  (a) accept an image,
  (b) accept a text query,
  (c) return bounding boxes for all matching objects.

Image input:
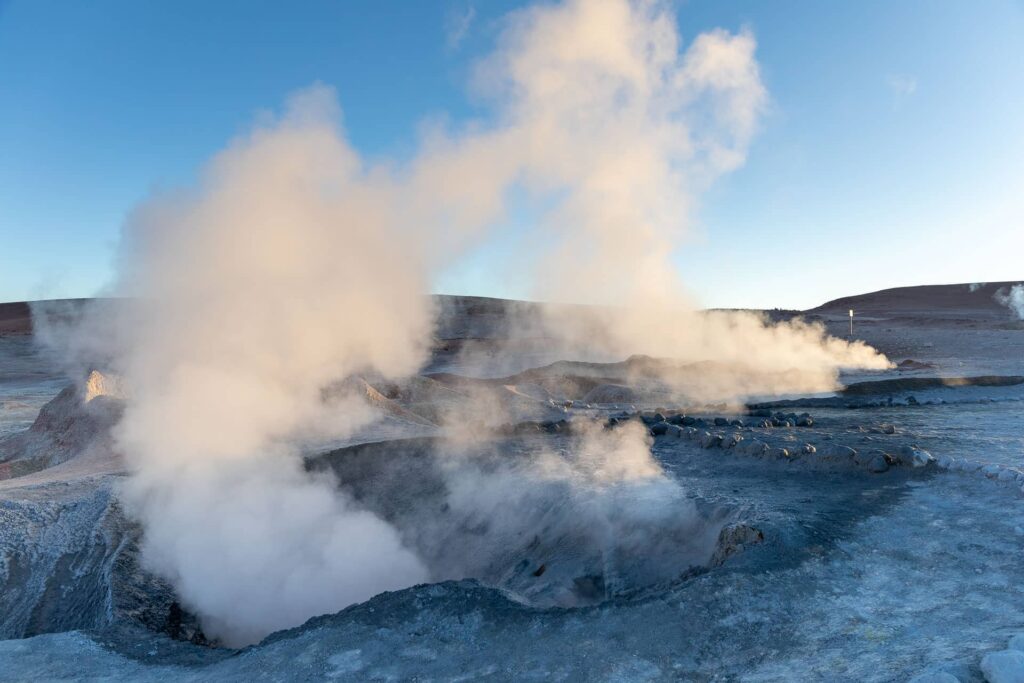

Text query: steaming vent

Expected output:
[310,431,745,608]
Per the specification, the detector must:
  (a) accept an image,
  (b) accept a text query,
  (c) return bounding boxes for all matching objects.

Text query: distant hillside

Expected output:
[811,282,1022,315]
[0,299,96,335]
[0,302,32,335]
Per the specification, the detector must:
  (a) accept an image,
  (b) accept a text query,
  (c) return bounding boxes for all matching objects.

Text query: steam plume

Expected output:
[995,284,1024,319]
[41,0,892,645]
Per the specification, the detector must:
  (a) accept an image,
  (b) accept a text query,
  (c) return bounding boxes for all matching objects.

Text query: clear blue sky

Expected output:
[2,0,1022,309]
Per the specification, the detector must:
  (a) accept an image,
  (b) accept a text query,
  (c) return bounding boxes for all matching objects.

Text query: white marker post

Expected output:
[849,309,854,337]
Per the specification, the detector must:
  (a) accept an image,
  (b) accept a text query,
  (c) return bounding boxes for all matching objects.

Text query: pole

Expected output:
[849,309,854,337]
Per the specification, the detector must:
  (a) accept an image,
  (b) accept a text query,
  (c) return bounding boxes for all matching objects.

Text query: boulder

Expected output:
[867,453,891,473]
[650,422,669,436]
[699,432,722,449]
[748,440,770,456]
[822,444,858,462]
[709,524,764,566]
[721,433,743,449]
[981,650,1024,683]
[998,468,1021,484]
[896,445,934,468]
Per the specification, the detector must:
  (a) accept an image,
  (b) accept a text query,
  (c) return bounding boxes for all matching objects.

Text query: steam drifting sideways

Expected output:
[48,0,891,646]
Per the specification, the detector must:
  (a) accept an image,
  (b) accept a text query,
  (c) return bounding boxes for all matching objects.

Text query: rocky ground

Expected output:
[1,283,1023,682]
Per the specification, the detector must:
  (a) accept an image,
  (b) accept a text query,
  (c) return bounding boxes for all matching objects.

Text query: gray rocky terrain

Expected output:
[1,283,1023,681]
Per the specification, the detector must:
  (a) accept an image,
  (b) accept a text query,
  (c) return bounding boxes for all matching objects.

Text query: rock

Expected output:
[713,417,729,426]
[893,445,933,468]
[981,650,1024,683]
[998,469,1021,484]
[650,422,669,436]
[699,432,722,449]
[682,416,697,426]
[667,414,686,425]
[540,420,567,433]
[822,444,858,461]
[757,419,772,429]
[693,418,708,428]
[802,444,816,455]
[665,425,683,438]
[729,419,744,427]
[709,524,764,566]
[737,440,766,456]
[897,358,936,371]
[867,453,890,473]
[796,416,814,427]
[83,369,127,402]
[768,447,791,460]
[983,464,1003,479]
[721,433,743,449]
[881,423,897,434]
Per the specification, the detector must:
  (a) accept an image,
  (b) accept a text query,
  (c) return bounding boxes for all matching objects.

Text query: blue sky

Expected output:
[1,0,1022,309]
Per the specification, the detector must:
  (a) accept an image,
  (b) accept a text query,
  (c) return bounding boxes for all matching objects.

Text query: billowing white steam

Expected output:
[46,0,893,646]
[111,90,436,646]
[995,284,1024,319]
